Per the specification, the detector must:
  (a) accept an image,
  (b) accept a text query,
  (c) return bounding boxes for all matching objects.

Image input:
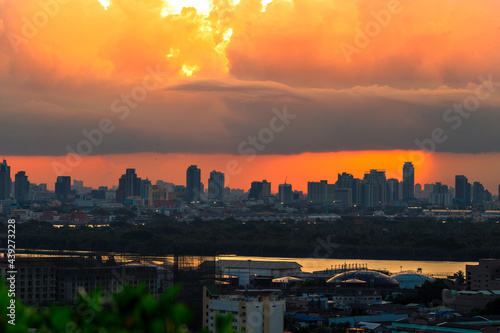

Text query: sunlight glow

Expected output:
[96,0,110,10]
[166,48,180,58]
[162,0,211,16]
[180,64,199,77]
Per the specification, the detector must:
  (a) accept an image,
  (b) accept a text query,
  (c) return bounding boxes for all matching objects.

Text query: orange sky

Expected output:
[1,0,499,193]
[3,151,500,194]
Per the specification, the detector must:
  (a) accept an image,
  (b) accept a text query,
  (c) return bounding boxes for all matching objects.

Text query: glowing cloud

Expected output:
[181,64,199,77]
[162,0,211,16]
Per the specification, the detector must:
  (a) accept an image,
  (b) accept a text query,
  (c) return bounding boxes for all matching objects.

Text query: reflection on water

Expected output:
[14,250,476,277]
[220,255,476,277]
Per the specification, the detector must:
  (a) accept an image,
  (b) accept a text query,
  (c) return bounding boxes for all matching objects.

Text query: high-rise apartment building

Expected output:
[14,171,29,201]
[455,175,471,203]
[0,159,11,200]
[55,176,72,202]
[402,162,414,201]
[208,171,225,202]
[116,169,141,203]
[278,183,293,203]
[186,165,201,203]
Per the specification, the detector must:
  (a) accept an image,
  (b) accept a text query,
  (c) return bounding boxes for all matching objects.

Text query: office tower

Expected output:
[402,162,414,201]
[14,171,29,201]
[307,180,328,204]
[278,183,293,203]
[362,169,386,207]
[386,178,399,203]
[472,181,485,204]
[0,159,11,200]
[208,171,225,202]
[248,180,271,201]
[116,169,141,203]
[55,176,72,201]
[455,175,471,203]
[352,178,362,206]
[186,165,201,203]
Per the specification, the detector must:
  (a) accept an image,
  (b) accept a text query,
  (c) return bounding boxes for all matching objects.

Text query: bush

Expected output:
[1,279,234,333]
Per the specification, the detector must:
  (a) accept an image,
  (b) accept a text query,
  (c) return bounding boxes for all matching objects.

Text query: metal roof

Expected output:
[218,260,302,270]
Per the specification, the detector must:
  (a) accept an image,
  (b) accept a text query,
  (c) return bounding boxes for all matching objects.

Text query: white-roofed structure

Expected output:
[217,260,302,286]
[392,272,434,289]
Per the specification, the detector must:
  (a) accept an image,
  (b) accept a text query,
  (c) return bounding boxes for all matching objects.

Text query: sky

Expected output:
[1,0,500,193]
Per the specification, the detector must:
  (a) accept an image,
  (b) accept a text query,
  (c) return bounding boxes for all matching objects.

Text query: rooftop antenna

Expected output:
[284,176,287,184]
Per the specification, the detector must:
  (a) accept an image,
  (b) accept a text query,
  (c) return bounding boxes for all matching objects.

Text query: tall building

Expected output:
[402,162,414,201]
[386,178,399,203]
[455,175,471,203]
[208,171,225,202]
[140,179,152,206]
[362,170,386,207]
[55,176,72,202]
[14,171,29,201]
[0,159,11,200]
[428,182,452,207]
[414,183,422,198]
[334,188,352,209]
[335,173,354,207]
[278,183,293,204]
[472,181,485,204]
[248,180,271,201]
[116,169,141,203]
[307,180,328,204]
[186,165,201,203]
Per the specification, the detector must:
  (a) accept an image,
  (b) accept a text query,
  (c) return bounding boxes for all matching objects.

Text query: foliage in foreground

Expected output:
[0,279,234,333]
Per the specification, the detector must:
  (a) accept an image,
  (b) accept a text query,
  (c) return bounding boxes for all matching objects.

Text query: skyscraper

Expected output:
[278,183,293,203]
[0,159,11,200]
[402,162,414,201]
[362,170,386,207]
[116,169,141,203]
[186,165,201,203]
[307,180,328,204]
[472,181,485,204]
[55,176,72,202]
[386,178,399,203]
[208,171,225,202]
[14,171,29,201]
[455,175,471,203]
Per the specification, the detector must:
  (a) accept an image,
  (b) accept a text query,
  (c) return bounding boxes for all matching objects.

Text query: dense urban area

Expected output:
[1,159,500,332]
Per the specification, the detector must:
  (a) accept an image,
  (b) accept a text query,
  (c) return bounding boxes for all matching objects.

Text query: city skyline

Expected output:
[1,0,500,195]
[2,157,499,197]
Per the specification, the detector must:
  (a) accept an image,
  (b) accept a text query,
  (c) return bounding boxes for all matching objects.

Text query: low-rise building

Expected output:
[466,259,500,290]
[203,285,285,333]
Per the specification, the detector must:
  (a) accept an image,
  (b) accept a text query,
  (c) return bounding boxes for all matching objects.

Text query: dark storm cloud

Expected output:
[1,79,499,156]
